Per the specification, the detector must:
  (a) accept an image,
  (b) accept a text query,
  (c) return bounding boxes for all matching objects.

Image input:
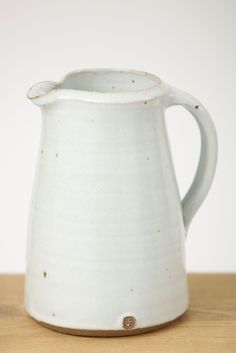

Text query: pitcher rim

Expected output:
[27,68,168,105]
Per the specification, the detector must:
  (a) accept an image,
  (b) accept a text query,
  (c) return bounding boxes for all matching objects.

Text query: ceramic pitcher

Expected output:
[25,68,217,336]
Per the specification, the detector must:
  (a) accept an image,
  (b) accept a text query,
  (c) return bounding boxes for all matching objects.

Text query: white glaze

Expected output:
[25,68,217,333]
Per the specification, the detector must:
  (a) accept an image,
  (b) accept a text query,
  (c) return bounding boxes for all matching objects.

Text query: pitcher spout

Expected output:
[27,81,58,106]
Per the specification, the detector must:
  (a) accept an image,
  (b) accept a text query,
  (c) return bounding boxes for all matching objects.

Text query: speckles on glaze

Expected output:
[40,149,43,155]
[132,80,135,83]
[165,268,172,279]
[52,312,55,317]
[144,101,147,104]
[56,153,58,158]
[43,271,47,278]
[123,316,136,330]
[147,156,149,161]
[130,288,134,292]
[112,86,115,89]
[157,229,160,233]
[195,105,199,109]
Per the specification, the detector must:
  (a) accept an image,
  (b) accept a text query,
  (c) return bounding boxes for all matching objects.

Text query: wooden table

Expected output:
[0,274,235,352]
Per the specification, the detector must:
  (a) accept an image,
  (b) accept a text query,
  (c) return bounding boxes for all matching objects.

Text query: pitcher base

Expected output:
[35,312,186,337]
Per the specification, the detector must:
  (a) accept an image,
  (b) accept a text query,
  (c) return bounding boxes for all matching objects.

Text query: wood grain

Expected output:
[0,274,235,353]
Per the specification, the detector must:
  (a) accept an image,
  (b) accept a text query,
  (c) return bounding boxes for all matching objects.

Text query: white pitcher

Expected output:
[25,68,217,336]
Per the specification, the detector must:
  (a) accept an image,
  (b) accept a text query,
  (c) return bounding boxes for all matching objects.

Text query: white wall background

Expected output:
[0,0,235,273]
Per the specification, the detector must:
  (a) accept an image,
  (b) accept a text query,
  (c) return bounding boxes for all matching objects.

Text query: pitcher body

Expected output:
[25,69,217,336]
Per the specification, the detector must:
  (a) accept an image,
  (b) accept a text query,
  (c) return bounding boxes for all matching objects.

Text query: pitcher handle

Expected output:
[165,86,218,231]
